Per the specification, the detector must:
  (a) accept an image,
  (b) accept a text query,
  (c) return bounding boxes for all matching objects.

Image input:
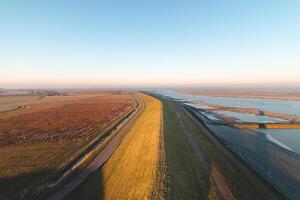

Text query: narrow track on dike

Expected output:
[45,94,145,200]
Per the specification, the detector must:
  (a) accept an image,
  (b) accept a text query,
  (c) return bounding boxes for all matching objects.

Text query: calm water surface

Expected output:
[256,129,300,155]
[155,90,300,154]
[155,90,300,116]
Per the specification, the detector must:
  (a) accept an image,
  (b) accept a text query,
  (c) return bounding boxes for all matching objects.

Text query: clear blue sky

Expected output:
[0,0,299,88]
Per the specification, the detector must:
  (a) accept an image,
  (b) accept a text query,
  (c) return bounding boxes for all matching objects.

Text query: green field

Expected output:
[161,98,220,199]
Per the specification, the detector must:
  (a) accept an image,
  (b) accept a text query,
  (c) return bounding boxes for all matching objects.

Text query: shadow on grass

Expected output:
[0,169,54,200]
[62,166,104,200]
[0,164,105,200]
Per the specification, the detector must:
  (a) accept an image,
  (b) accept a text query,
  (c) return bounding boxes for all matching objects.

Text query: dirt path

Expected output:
[46,96,145,200]
[174,105,236,200]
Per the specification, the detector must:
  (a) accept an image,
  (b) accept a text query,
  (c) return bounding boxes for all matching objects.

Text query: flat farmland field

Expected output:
[0,92,134,199]
[0,92,110,118]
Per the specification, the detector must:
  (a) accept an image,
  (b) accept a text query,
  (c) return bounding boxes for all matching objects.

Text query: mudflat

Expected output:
[180,89,300,101]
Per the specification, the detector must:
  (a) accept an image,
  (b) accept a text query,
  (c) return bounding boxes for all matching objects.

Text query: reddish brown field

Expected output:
[0,93,133,146]
[0,92,135,199]
[0,92,110,118]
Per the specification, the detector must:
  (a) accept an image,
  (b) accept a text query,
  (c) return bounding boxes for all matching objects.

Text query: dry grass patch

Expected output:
[102,94,161,199]
[66,93,162,200]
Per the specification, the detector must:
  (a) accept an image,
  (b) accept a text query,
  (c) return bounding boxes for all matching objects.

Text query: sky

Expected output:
[0,0,299,89]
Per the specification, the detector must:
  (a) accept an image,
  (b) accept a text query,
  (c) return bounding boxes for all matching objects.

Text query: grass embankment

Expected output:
[171,102,282,199]
[65,93,162,200]
[157,97,282,200]
[162,98,220,200]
